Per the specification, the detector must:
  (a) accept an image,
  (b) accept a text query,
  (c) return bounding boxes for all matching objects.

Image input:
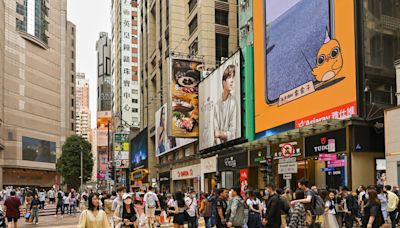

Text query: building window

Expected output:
[71,110,74,118]
[71,62,75,71]
[133,53,138,57]
[71,98,74,107]
[15,0,49,45]
[189,15,198,36]
[215,10,229,26]
[132,44,138,48]
[189,37,198,55]
[72,51,74,59]
[132,89,138,94]
[132,108,138,113]
[132,99,138,103]
[133,62,138,67]
[71,123,74,131]
[71,74,74,82]
[71,87,74,95]
[216,33,229,62]
[189,0,197,14]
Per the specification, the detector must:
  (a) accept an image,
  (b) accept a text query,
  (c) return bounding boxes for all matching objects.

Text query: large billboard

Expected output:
[22,136,56,163]
[254,0,357,138]
[169,59,202,137]
[156,104,197,157]
[97,111,112,147]
[199,52,242,150]
[131,129,148,171]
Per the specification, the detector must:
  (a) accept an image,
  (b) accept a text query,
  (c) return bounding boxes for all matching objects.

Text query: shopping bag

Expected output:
[25,212,31,219]
[160,211,165,224]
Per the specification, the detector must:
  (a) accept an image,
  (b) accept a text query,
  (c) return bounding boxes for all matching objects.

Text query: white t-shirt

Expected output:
[167,198,175,208]
[246,198,261,211]
[185,197,197,217]
[325,200,336,214]
[39,192,46,201]
[144,191,159,208]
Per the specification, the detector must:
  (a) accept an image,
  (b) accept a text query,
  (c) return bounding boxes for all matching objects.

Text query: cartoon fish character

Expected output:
[312,30,343,82]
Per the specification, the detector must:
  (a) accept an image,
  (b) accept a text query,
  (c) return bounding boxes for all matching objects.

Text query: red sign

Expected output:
[177,169,193,177]
[295,101,357,128]
[281,144,294,158]
[240,169,248,198]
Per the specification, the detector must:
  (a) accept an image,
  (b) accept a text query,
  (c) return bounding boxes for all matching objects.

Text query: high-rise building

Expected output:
[64,21,77,141]
[96,32,112,112]
[0,0,74,188]
[75,73,90,140]
[111,0,140,130]
[139,0,238,191]
[0,0,5,155]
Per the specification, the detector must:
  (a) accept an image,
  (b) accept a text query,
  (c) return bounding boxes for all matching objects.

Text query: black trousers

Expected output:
[389,210,397,228]
[56,204,64,215]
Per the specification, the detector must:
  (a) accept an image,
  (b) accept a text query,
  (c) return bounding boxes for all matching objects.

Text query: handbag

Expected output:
[25,212,31,219]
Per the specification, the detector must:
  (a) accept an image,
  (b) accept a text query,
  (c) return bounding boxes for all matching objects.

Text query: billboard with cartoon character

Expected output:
[254,0,357,138]
[169,59,202,137]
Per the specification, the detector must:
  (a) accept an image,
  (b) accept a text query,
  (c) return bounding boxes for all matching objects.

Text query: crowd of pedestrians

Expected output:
[1,180,400,228]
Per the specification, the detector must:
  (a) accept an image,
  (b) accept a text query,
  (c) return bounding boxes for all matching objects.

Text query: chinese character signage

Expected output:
[121,0,133,126]
[114,132,129,169]
[253,0,357,139]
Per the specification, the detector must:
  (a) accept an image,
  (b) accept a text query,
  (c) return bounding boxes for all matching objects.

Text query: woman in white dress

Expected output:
[323,191,340,228]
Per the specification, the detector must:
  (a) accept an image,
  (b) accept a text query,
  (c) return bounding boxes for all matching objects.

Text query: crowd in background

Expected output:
[1,180,399,228]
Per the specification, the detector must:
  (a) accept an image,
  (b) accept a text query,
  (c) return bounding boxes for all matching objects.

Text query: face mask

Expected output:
[229,190,233,199]
[264,190,270,197]
[124,199,132,205]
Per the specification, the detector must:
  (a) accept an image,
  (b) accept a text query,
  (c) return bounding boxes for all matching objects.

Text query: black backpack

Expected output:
[279,197,290,214]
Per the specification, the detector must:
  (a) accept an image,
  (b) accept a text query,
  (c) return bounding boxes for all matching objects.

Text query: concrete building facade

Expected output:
[0,0,74,188]
[75,73,90,140]
[96,32,112,112]
[139,0,238,191]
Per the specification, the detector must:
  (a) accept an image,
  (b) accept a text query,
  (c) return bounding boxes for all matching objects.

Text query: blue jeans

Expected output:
[70,204,76,215]
[204,217,210,228]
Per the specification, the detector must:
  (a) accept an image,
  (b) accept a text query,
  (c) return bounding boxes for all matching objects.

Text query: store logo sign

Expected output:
[177,169,193,177]
[314,139,336,153]
[224,157,237,168]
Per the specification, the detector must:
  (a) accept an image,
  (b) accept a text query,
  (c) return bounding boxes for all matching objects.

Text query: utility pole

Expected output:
[80,144,83,193]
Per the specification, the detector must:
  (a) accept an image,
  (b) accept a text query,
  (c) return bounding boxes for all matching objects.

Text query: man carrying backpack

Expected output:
[144,186,160,228]
[226,187,246,228]
[291,178,324,228]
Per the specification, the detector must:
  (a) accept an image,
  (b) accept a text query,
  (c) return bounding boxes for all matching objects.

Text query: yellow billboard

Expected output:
[254,0,357,138]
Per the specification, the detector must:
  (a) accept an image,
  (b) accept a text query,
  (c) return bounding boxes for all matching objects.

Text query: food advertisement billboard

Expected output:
[156,104,197,157]
[169,59,202,137]
[254,0,357,138]
[199,52,241,150]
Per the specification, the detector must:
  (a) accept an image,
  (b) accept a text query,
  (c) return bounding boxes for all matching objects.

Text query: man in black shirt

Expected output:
[216,188,228,228]
[265,184,281,228]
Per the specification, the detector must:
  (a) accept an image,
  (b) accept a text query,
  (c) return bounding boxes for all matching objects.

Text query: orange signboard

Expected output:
[254,0,357,138]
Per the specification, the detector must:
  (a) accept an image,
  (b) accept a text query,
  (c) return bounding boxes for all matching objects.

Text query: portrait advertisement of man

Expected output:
[199,52,241,150]
[213,64,238,145]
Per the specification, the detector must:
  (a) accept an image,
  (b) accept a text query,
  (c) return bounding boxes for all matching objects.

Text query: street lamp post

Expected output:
[80,144,83,193]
